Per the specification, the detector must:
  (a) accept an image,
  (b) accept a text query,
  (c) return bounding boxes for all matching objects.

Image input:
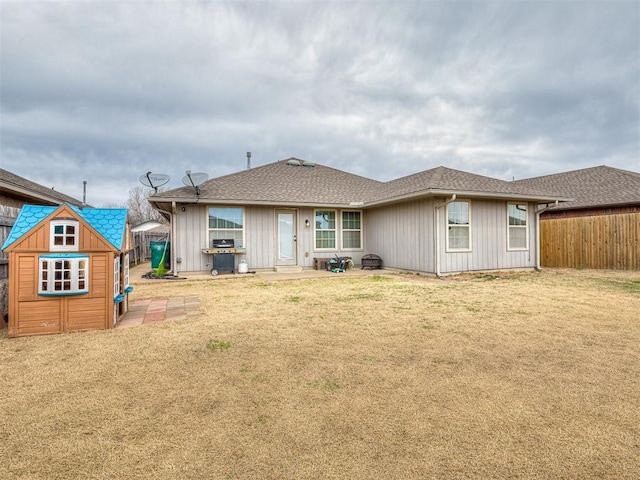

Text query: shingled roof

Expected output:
[2,204,128,251]
[0,168,85,207]
[514,166,640,211]
[151,158,570,208]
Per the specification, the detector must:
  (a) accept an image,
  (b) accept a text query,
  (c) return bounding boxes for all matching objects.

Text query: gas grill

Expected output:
[202,239,246,275]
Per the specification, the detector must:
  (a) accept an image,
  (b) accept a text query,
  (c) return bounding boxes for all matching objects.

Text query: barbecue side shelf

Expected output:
[202,248,246,275]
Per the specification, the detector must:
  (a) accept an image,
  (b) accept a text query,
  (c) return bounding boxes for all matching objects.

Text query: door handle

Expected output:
[294,235,297,242]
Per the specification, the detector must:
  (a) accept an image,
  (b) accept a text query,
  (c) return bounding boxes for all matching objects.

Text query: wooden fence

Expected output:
[1,206,20,319]
[540,213,640,270]
[131,231,169,265]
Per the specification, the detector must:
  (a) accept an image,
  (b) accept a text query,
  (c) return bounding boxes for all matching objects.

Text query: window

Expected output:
[508,203,528,250]
[114,256,121,297]
[342,211,362,249]
[38,254,89,295]
[123,253,130,288]
[447,200,471,251]
[208,207,244,246]
[315,210,336,249]
[50,220,79,251]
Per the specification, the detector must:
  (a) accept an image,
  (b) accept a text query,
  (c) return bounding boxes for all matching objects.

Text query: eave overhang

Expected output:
[149,189,573,212]
[362,189,574,208]
[0,181,84,207]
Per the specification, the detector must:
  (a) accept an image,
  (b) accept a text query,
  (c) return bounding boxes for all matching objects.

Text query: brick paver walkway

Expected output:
[117,296,200,328]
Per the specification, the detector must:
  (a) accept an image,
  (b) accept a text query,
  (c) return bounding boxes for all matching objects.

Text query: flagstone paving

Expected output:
[117,296,200,328]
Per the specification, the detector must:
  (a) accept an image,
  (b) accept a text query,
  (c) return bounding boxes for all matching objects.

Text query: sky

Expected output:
[1,0,639,207]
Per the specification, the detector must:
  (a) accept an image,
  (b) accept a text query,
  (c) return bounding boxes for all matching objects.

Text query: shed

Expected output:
[1,203,133,337]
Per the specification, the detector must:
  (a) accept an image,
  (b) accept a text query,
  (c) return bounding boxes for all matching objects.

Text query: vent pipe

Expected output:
[82,180,87,206]
[246,151,251,169]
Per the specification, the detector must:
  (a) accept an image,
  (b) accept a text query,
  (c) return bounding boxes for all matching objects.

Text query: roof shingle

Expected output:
[514,166,640,210]
[152,158,571,207]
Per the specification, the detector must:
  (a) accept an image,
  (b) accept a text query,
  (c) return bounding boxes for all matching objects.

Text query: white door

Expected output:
[276,210,297,266]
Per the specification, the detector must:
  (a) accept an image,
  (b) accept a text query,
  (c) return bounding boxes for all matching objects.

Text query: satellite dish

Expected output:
[182,171,209,197]
[139,172,170,193]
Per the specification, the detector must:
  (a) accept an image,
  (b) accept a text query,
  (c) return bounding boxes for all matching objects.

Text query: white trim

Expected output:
[341,210,363,251]
[49,219,79,252]
[446,200,472,252]
[314,209,337,251]
[207,206,245,248]
[507,202,529,251]
[38,256,89,295]
[114,256,120,298]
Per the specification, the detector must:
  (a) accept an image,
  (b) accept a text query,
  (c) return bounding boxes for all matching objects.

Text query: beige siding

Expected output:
[440,199,536,274]
[244,206,275,269]
[365,198,538,274]
[174,205,367,271]
[365,198,436,273]
[176,205,208,272]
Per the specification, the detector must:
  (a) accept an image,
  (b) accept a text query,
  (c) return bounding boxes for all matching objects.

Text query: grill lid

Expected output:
[212,239,235,248]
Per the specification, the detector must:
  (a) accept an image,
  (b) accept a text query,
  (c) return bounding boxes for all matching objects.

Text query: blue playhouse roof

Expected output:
[2,204,128,251]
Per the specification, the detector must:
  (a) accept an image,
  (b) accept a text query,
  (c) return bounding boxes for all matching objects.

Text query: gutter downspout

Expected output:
[535,200,558,271]
[435,194,456,277]
[171,202,177,274]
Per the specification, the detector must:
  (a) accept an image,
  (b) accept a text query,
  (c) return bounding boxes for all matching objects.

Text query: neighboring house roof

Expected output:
[514,166,640,211]
[0,168,85,207]
[2,204,128,251]
[150,158,570,209]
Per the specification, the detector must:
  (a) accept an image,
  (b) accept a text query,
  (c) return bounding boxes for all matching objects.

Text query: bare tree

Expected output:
[125,186,167,226]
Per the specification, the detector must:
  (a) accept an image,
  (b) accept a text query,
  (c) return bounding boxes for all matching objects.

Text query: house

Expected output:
[148,158,571,276]
[0,167,85,210]
[1,168,85,325]
[515,166,640,269]
[1,203,133,337]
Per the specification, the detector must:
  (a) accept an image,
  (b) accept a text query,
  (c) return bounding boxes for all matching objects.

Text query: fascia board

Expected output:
[151,198,363,209]
[364,189,574,208]
[0,181,74,206]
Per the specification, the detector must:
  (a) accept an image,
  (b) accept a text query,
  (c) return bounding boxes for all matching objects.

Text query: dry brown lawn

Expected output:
[1,269,639,479]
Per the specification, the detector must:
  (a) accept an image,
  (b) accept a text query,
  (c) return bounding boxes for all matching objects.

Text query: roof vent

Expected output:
[302,161,315,167]
[287,159,301,166]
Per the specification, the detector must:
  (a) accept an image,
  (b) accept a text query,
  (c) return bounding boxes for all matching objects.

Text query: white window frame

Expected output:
[38,254,89,296]
[50,219,79,252]
[314,209,337,250]
[341,210,363,251]
[207,207,245,248]
[507,203,529,251]
[124,253,130,288]
[446,200,472,252]
[114,256,121,298]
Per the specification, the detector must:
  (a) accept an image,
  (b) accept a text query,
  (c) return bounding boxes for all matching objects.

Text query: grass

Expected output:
[1,268,639,479]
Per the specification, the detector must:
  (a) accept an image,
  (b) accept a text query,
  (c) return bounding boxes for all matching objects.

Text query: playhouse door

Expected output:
[276,210,297,266]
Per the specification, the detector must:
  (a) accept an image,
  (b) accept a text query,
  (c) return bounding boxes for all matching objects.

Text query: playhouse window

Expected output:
[208,207,244,247]
[507,203,528,250]
[114,256,120,297]
[38,255,89,295]
[50,220,79,251]
[447,200,471,251]
[315,210,336,249]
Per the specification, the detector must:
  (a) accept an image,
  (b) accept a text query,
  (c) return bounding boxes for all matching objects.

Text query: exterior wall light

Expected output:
[305,219,310,227]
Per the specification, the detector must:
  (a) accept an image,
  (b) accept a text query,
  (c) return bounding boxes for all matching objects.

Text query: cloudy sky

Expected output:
[1,0,638,207]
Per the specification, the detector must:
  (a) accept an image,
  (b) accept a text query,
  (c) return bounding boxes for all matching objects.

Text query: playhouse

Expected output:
[1,203,133,337]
